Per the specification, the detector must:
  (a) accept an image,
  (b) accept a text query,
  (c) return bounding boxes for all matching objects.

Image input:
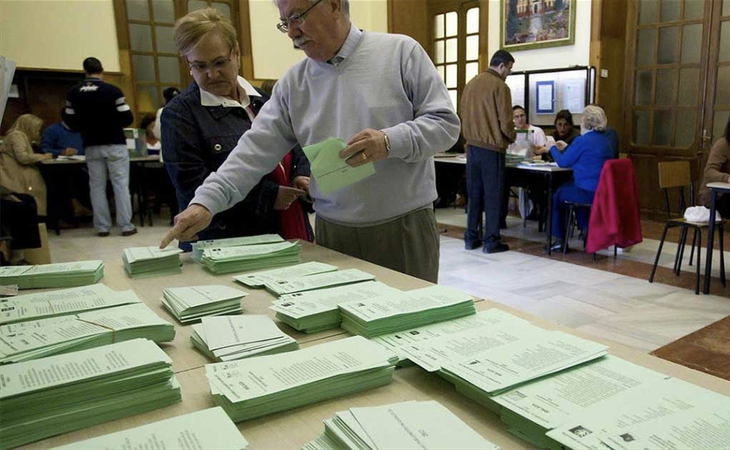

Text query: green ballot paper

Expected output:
[303,138,375,194]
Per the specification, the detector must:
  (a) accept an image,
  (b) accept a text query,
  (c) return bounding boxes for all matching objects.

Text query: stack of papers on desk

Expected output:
[123,246,183,278]
[162,285,247,323]
[200,241,301,275]
[303,137,375,195]
[0,260,104,289]
[0,284,141,325]
[192,234,284,262]
[0,339,181,450]
[0,303,175,364]
[233,261,338,288]
[339,285,476,338]
[191,315,298,362]
[206,336,397,422]
[304,400,499,450]
[264,268,375,296]
[270,282,400,333]
[56,407,249,450]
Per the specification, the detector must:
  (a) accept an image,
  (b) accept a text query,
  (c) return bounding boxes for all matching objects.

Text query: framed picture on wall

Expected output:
[500,0,577,52]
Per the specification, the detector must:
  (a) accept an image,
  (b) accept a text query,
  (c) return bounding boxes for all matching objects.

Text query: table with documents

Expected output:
[14,241,730,449]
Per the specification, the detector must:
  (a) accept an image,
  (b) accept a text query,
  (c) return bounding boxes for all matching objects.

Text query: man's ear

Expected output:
[329,0,342,16]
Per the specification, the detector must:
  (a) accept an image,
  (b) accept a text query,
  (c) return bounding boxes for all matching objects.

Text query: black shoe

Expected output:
[546,241,568,253]
[465,240,482,250]
[484,243,510,254]
[98,231,110,237]
[122,228,138,237]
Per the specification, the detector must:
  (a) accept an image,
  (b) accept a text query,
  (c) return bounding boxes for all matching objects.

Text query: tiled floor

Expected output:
[47,208,730,354]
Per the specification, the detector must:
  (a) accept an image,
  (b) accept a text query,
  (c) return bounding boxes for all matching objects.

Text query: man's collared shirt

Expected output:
[327,26,363,67]
[200,76,262,121]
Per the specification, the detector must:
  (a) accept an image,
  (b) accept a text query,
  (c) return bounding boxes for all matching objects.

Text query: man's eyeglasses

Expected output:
[187,50,234,73]
[276,0,323,33]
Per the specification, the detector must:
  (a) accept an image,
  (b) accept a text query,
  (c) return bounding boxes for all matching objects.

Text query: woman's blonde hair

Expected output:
[8,114,44,143]
[580,105,607,132]
[174,7,239,56]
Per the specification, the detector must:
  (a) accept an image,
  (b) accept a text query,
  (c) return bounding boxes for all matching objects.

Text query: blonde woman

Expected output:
[534,105,614,251]
[0,114,52,216]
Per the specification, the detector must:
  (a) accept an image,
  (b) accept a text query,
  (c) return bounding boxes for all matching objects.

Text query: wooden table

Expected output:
[20,241,730,449]
[703,182,730,294]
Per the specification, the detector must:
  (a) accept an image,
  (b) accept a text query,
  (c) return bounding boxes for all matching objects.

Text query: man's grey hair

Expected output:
[581,105,607,132]
[273,0,350,17]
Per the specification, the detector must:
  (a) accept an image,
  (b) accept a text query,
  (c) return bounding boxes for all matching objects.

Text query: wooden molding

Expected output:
[238,0,255,80]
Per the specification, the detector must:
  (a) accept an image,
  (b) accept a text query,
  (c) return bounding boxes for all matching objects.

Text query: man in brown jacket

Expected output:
[461,50,516,253]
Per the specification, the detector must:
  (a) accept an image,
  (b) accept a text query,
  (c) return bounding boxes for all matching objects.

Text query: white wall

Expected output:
[487,0,592,71]
[250,0,388,80]
[0,0,121,72]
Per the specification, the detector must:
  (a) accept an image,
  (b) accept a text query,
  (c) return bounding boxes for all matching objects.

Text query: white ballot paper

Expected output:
[442,330,608,394]
[233,262,338,288]
[271,282,400,318]
[0,284,141,325]
[265,268,375,296]
[54,407,249,450]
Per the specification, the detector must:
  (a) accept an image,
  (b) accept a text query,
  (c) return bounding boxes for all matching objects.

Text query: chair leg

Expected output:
[695,230,701,295]
[674,227,687,275]
[677,227,689,277]
[614,245,617,258]
[720,223,726,287]
[563,205,574,255]
[689,231,697,266]
[650,223,672,283]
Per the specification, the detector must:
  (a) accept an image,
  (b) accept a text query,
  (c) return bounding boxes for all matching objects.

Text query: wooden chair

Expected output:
[648,161,725,294]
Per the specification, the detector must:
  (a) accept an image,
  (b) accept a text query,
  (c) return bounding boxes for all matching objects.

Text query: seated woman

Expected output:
[699,115,730,217]
[542,110,579,163]
[534,105,613,251]
[163,8,312,251]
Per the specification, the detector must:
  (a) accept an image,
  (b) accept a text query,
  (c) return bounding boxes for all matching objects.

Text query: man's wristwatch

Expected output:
[382,132,391,155]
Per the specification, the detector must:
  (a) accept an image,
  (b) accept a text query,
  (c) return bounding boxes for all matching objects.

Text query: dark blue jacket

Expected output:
[161,82,311,250]
[550,130,613,192]
[39,122,85,157]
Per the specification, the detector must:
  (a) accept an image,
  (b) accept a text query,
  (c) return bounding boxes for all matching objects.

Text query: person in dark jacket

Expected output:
[64,57,136,237]
[162,8,312,251]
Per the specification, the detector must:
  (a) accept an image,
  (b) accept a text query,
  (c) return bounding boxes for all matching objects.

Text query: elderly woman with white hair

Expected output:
[534,105,614,252]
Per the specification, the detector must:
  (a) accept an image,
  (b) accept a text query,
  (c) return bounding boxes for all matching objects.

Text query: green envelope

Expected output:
[303,138,376,195]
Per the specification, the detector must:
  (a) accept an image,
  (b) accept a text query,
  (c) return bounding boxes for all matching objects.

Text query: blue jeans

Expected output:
[86,144,134,233]
[552,182,595,239]
[465,146,505,249]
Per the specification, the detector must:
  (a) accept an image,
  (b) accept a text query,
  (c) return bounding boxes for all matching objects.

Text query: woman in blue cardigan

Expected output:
[534,105,614,252]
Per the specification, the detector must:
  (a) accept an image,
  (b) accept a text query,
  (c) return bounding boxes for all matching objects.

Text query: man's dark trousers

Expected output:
[465,145,505,250]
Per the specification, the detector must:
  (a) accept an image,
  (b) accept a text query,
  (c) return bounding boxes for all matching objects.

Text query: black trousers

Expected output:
[465,146,505,249]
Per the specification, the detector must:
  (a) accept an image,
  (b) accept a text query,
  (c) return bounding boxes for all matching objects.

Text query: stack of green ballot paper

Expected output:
[123,246,183,278]
[339,285,476,338]
[0,284,141,326]
[264,268,375,296]
[233,261,338,288]
[162,285,247,323]
[191,315,298,361]
[0,338,181,450]
[56,407,249,450]
[192,234,284,262]
[0,303,175,364]
[304,400,499,450]
[200,241,302,275]
[303,137,376,195]
[206,336,397,422]
[270,282,401,333]
[0,260,104,289]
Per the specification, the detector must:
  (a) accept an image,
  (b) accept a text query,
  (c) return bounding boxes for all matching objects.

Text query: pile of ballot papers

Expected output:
[270,282,400,333]
[0,303,175,364]
[162,285,247,323]
[0,260,104,289]
[339,285,476,338]
[303,400,499,450]
[191,315,298,362]
[263,268,375,297]
[192,234,285,262]
[200,241,302,275]
[0,284,142,326]
[55,407,249,450]
[233,261,338,288]
[0,339,181,449]
[123,246,183,278]
[206,336,397,422]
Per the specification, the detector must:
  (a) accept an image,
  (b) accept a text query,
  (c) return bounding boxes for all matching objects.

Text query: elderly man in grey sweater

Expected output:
[161,0,460,283]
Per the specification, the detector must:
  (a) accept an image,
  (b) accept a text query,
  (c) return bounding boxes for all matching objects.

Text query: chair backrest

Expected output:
[657,161,694,218]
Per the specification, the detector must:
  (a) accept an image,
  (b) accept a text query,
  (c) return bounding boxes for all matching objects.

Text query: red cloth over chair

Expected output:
[586,159,643,253]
